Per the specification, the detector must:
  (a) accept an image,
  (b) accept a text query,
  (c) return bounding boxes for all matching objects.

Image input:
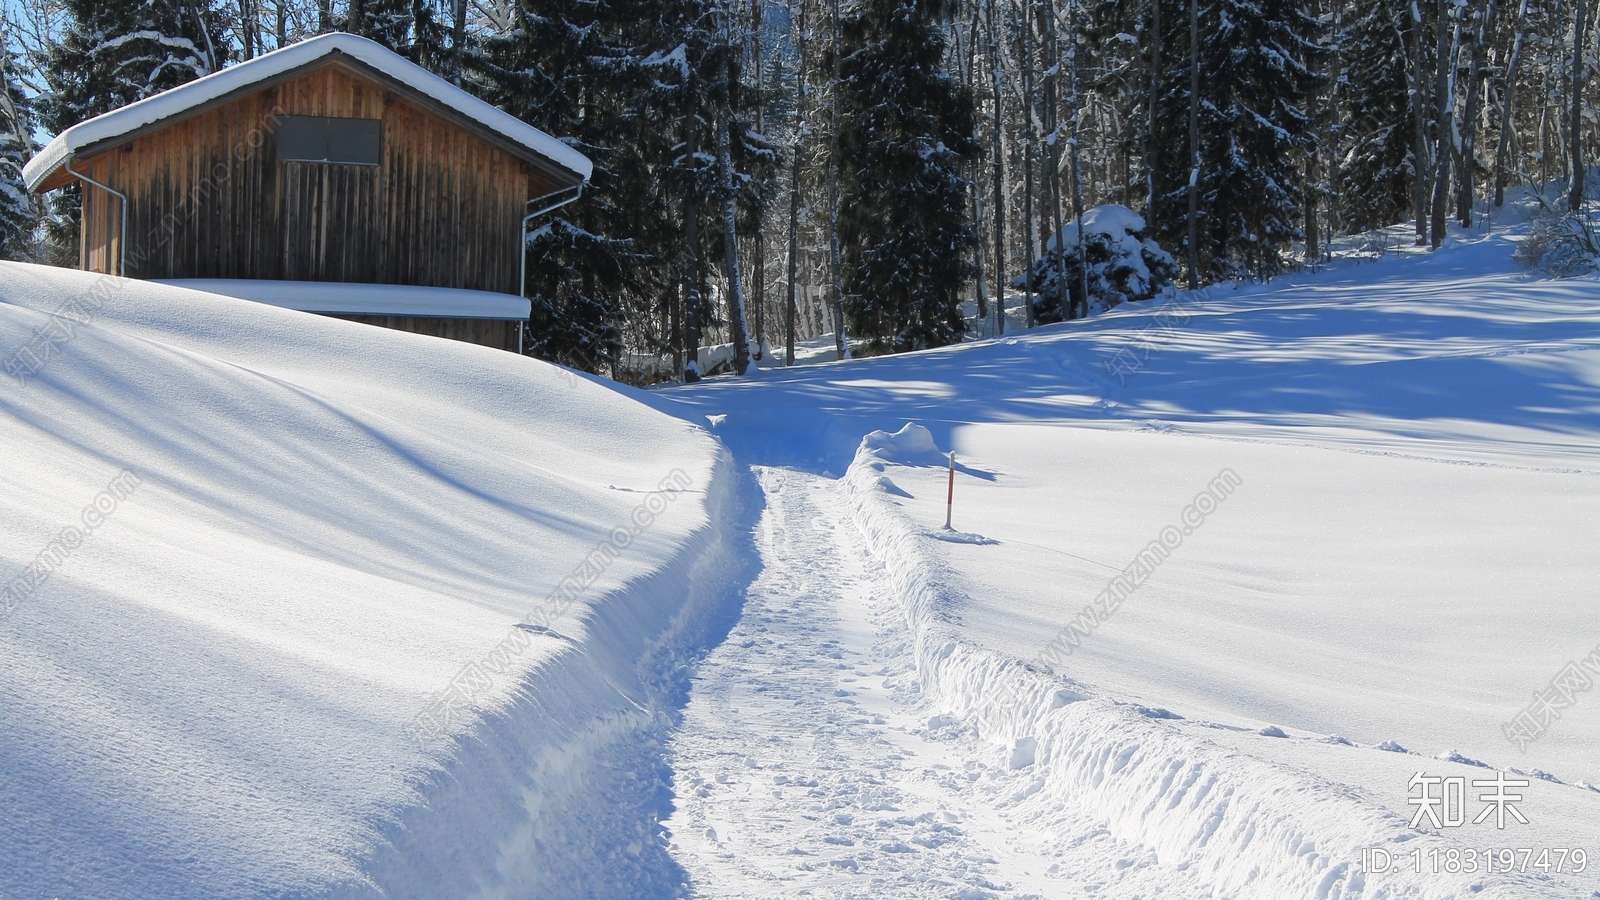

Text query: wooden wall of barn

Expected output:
[335,314,517,351]
[77,63,567,295]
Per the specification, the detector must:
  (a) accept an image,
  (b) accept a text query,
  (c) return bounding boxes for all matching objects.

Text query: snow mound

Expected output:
[858,422,946,468]
[0,262,735,898]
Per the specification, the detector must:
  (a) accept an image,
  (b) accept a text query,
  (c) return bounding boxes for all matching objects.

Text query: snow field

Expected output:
[843,424,1584,899]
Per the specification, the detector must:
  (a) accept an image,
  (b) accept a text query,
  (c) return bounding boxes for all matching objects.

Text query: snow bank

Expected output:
[0,263,738,898]
[840,424,1554,899]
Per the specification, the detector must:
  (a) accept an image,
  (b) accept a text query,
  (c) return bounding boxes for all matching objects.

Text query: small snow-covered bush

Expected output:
[1014,204,1178,323]
[1514,211,1600,277]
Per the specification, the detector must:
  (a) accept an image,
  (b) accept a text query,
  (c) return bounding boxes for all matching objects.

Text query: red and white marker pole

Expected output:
[944,451,955,530]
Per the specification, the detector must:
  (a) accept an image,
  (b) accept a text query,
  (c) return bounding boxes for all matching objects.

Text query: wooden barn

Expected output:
[21,32,592,351]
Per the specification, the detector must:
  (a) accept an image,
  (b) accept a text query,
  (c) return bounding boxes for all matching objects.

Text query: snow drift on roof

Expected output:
[21,32,593,192]
[158,279,532,320]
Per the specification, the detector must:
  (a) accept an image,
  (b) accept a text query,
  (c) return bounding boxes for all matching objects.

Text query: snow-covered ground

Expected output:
[0,263,742,899]
[663,224,1600,898]
[6,214,1599,899]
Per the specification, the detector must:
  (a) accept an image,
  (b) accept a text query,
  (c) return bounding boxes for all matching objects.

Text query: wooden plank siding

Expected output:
[76,61,566,297]
[334,315,517,350]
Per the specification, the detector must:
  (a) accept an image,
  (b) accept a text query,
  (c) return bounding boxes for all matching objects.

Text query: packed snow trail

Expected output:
[666,467,1078,898]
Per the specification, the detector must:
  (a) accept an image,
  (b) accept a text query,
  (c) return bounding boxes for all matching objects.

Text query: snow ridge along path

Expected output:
[0,263,753,899]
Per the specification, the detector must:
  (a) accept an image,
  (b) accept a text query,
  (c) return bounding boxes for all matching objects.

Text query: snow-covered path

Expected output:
[665,468,1073,899]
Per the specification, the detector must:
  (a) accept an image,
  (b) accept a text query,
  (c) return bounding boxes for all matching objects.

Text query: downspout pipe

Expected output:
[66,158,128,277]
[518,183,585,305]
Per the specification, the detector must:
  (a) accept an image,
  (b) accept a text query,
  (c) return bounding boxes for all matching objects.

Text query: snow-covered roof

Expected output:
[157,279,532,320]
[22,32,592,192]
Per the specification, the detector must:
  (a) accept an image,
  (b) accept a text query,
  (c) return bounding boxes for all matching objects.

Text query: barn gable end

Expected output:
[26,34,591,352]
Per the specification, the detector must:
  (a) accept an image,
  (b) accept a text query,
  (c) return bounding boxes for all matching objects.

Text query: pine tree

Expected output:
[44,0,228,133]
[42,0,230,264]
[346,0,415,53]
[478,0,642,371]
[1149,0,1320,282]
[1334,0,1417,233]
[0,47,36,260]
[479,0,735,375]
[836,0,977,352]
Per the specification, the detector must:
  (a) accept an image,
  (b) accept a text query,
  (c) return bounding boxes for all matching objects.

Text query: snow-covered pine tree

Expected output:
[1198,0,1321,280]
[0,46,37,261]
[42,0,229,264]
[1335,0,1417,233]
[401,0,455,70]
[1148,0,1320,283]
[478,0,649,372]
[346,0,415,54]
[1017,204,1177,321]
[45,0,227,131]
[836,0,977,352]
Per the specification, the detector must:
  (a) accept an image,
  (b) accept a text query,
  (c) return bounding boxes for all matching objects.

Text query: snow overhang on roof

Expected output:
[157,279,533,320]
[22,32,593,193]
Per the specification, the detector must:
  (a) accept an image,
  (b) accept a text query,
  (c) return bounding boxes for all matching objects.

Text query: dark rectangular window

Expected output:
[275,115,381,166]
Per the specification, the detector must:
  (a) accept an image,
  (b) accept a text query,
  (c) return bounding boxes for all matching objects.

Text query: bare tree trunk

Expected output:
[319,0,332,34]
[684,191,703,382]
[785,0,808,366]
[1493,0,1529,207]
[828,0,849,359]
[1306,149,1320,263]
[238,0,256,58]
[752,0,767,359]
[1457,0,1494,224]
[1326,0,1345,258]
[1146,0,1161,226]
[964,7,988,320]
[1570,0,1589,211]
[717,2,752,376]
[1069,0,1087,315]
[988,0,1007,334]
[1305,0,1324,265]
[1429,0,1455,249]
[1540,101,1550,187]
[672,272,683,379]
[1021,0,1037,328]
[1411,1,1431,244]
[452,0,467,82]
[1186,0,1200,288]
[718,108,752,375]
[1041,0,1067,321]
